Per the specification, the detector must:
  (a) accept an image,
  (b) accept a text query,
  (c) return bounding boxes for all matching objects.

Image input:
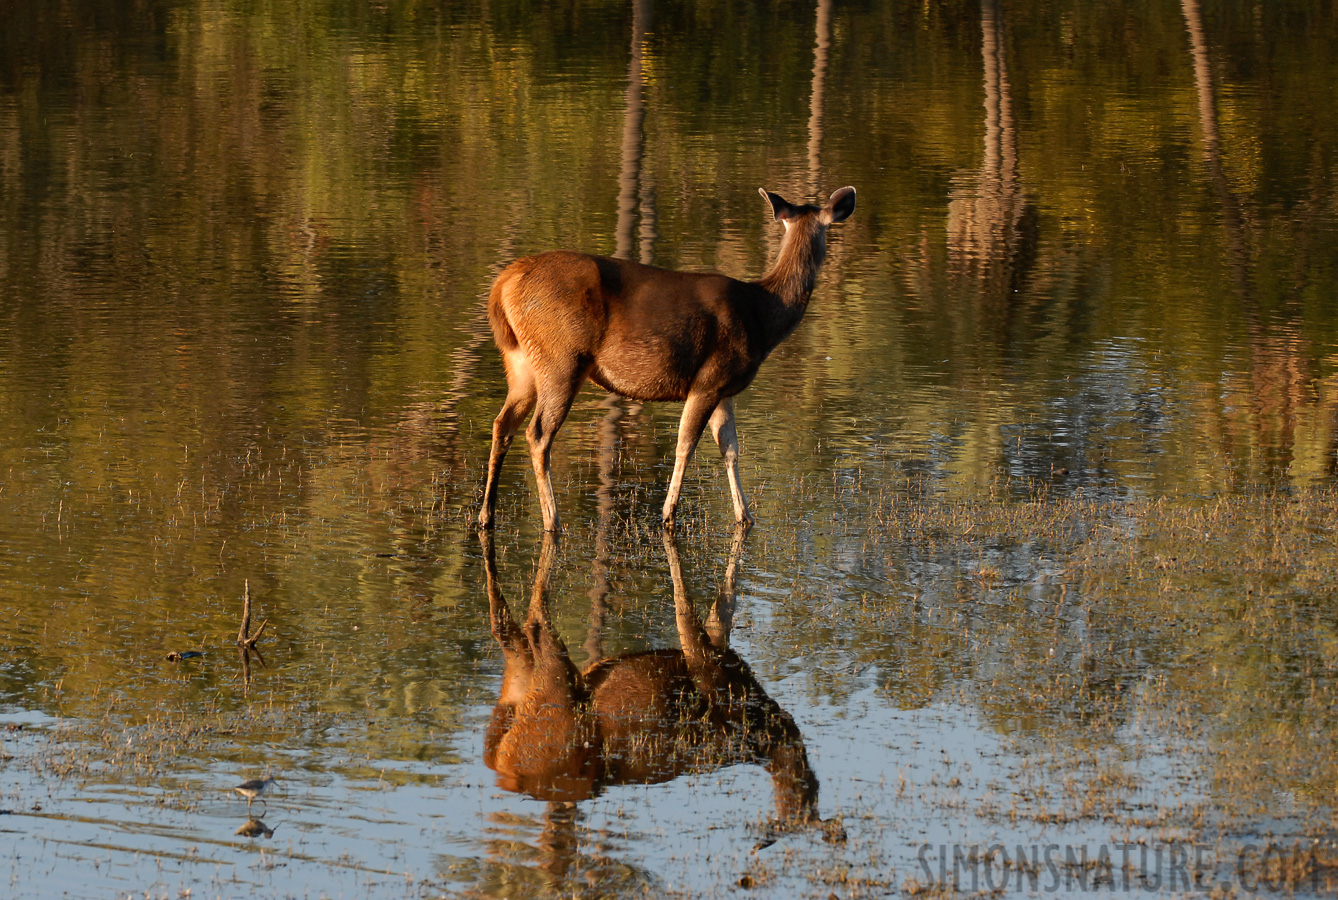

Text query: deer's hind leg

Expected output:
[527,361,591,533]
[480,352,538,529]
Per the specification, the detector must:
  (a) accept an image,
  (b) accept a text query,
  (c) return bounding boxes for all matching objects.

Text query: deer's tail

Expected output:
[487,268,520,354]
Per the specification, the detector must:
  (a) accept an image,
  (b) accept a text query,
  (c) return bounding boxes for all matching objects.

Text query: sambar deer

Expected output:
[479,186,857,532]
[479,527,844,845]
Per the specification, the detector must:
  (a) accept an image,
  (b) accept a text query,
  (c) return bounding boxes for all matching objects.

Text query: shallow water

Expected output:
[3,0,1338,897]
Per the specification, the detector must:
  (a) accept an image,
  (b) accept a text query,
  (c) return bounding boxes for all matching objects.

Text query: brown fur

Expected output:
[479,187,856,532]
[479,528,843,840]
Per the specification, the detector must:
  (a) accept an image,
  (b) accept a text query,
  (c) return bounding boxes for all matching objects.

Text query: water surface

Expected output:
[3,0,1338,897]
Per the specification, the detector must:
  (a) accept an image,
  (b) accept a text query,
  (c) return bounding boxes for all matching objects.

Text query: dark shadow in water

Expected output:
[586,0,656,657]
[806,0,832,197]
[237,644,266,695]
[235,817,276,838]
[947,0,1039,312]
[1180,0,1323,482]
[479,527,843,858]
[616,0,655,265]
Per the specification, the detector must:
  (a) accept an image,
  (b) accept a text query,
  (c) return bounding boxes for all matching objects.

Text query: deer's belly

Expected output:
[589,341,699,401]
[591,333,752,402]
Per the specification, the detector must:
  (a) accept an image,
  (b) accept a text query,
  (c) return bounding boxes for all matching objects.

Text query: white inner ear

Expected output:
[781,218,792,230]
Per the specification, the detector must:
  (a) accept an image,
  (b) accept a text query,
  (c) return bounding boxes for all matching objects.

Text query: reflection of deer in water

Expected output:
[479,527,843,844]
[947,0,1038,303]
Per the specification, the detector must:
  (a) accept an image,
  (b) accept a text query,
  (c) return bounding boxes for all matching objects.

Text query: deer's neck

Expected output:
[756,224,827,341]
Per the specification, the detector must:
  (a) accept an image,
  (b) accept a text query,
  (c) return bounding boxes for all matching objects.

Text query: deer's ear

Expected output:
[822,186,856,224]
[759,188,795,221]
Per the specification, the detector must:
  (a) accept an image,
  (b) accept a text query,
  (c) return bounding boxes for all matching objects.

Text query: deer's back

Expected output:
[495,251,769,402]
[582,649,778,784]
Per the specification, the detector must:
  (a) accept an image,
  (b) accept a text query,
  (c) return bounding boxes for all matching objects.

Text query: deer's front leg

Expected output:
[662,392,719,530]
[709,396,753,527]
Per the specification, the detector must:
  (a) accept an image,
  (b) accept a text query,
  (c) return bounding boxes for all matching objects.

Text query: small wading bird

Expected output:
[479,186,856,533]
[233,775,278,811]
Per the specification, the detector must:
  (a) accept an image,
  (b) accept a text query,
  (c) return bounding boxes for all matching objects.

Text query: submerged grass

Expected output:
[5,473,1338,897]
